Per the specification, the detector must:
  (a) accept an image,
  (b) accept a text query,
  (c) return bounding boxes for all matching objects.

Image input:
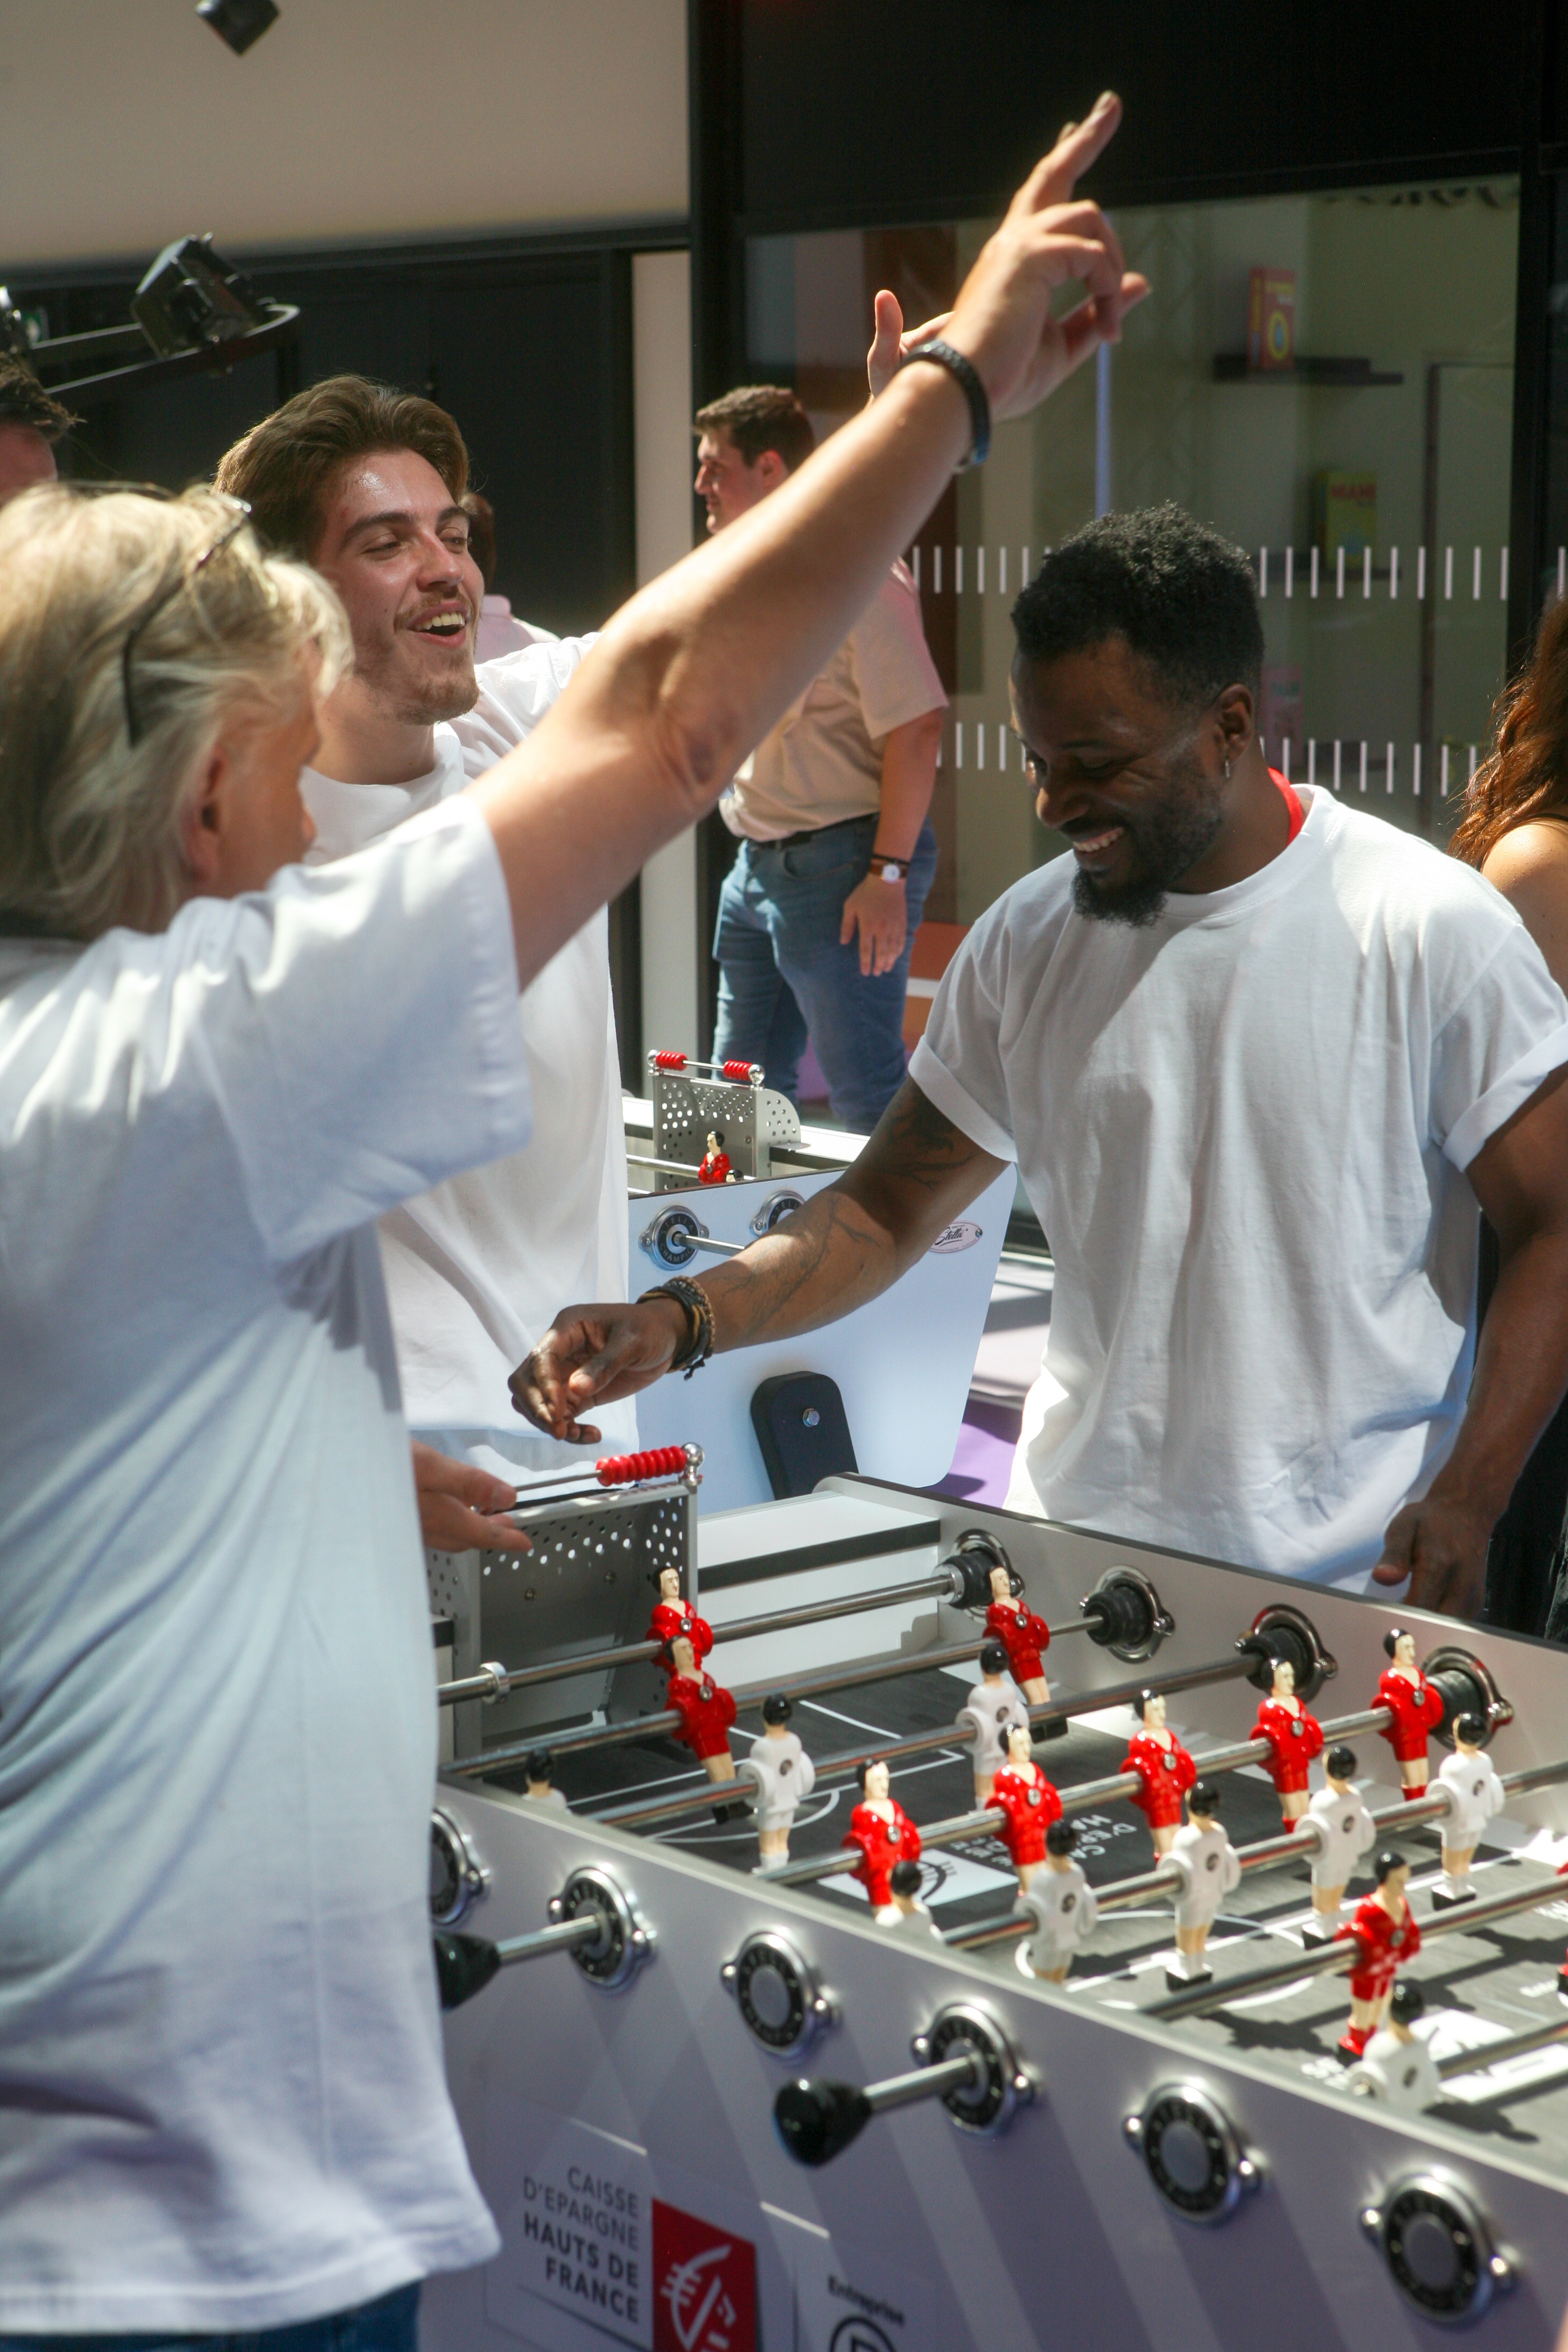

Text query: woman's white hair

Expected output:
[0,483,349,940]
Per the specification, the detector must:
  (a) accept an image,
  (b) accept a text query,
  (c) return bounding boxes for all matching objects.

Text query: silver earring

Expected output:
[1223,756,1231,779]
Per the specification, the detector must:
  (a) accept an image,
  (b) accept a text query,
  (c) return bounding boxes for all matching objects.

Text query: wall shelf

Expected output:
[1212,353,1405,387]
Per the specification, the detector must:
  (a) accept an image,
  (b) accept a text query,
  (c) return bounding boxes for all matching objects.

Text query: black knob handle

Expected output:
[433,1930,501,2011]
[1084,1578,1155,1654]
[773,2078,874,2167]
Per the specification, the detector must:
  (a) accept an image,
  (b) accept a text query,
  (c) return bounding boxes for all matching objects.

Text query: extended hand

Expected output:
[840,871,907,976]
[510,1297,689,1444]
[939,93,1148,421]
[866,291,953,402]
[411,1439,531,1553]
[1372,1492,1492,1618]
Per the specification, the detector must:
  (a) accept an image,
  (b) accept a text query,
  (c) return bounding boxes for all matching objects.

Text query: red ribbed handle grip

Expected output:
[721,1059,754,1081]
[652,1050,687,1070]
[595,1447,688,1486]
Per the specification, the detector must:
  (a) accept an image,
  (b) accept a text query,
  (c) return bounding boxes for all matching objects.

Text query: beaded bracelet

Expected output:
[638,1276,716,1379]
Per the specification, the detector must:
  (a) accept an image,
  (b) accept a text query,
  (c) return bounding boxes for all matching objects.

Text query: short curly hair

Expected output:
[1012,504,1264,710]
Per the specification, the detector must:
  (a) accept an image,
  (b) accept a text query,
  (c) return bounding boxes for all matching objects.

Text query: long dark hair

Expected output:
[1450,594,1568,867]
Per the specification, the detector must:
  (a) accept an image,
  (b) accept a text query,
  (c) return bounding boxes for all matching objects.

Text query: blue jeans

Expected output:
[0,2281,419,2352]
[713,815,937,1132]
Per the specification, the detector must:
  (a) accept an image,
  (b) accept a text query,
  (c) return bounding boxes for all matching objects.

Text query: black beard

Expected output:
[1069,765,1227,928]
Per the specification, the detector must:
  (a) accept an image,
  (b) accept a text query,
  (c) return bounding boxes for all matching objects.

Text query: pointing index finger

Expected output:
[1014,90,1123,215]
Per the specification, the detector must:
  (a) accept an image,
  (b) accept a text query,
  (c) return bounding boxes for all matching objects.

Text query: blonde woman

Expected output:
[0,102,1140,2346]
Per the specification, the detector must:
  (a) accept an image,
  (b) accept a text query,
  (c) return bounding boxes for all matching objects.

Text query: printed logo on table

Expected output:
[652,2200,757,2352]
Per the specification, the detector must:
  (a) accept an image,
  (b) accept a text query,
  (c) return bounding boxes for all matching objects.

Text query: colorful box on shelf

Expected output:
[1247,265,1296,370]
[1313,470,1377,562]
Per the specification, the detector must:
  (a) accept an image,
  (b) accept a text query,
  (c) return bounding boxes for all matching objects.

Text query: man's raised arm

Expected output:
[468,94,1145,991]
[511,1081,1008,1444]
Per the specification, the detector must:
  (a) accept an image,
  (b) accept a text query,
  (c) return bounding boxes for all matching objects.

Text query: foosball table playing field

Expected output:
[419,1463,1568,2352]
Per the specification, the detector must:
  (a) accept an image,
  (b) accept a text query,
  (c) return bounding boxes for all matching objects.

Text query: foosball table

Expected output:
[421,1462,1568,2352]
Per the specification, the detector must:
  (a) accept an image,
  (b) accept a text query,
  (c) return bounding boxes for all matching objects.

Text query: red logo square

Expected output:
[651,2199,757,2352]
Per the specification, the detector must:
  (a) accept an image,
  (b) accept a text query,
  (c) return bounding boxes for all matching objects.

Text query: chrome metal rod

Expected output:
[1436,2017,1568,2083]
[1146,1776,1568,2025]
[864,2048,983,2116]
[459,1643,1259,1790]
[437,1571,980,1706]
[943,1780,1490,1956]
[493,1915,604,1967]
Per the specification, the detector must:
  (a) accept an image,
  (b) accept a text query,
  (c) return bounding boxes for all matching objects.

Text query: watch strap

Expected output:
[900,338,991,468]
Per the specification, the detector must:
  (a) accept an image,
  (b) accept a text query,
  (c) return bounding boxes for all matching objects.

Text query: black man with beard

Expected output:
[519,504,1568,1619]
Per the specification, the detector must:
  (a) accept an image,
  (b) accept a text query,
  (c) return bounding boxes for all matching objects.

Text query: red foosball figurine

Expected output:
[1374,1627,1445,1797]
[697,1129,734,1185]
[1252,1656,1325,1825]
[841,1756,921,1920]
[984,1563,1052,1704]
[988,1720,1063,1888]
[1121,1688,1197,1855]
[1335,1851,1422,2056]
[647,1564,713,1661]
[663,1634,737,1784]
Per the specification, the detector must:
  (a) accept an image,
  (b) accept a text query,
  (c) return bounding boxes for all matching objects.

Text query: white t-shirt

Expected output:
[0,798,524,2331]
[911,788,1568,1586]
[301,641,635,1480]
[1436,1748,1506,1844]
[1304,1783,1378,1889]
[1021,1864,1098,1970]
[1170,1821,1242,1929]
[958,1678,1030,1778]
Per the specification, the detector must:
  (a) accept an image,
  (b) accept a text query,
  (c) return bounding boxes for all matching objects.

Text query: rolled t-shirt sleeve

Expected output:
[1432,922,1568,1169]
[908,918,1019,1163]
[178,795,532,1264]
[851,570,948,743]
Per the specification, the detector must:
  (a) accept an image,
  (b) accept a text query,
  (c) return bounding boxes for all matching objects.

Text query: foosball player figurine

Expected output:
[1375,1627,1446,1797]
[885,1856,941,1941]
[1432,1713,1506,1906]
[1019,1818,1100,1984]
[1336,1851,1422,2057]
[1345,1980,1443,2112]
[523,1748,568,1809]
[841,1757,921,1922]
[989,1719,1063,1891]
[697,1129,734,1185]
[743,1692,816,1865]
[957,1640,1030,1805]
[1252,1656,1325,1826]
[647,1563,713,1662]
[663,1635,738,1785]
[984,1564,1052,1706]
[1121,1688,1198,1856]
[1300,1744,1378,1943]
[1165,1781,1241,1990]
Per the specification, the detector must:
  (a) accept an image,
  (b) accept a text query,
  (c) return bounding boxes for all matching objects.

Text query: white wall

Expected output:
[0,0,687,267]
[632,248,701,1065]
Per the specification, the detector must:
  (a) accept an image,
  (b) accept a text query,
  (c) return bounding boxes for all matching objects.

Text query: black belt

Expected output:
[749,814,872,851]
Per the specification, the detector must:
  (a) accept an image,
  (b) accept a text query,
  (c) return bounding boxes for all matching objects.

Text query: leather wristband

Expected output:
[900,338,991,469]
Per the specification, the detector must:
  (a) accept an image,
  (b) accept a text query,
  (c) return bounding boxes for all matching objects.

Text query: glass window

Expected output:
[747,181,1520,926]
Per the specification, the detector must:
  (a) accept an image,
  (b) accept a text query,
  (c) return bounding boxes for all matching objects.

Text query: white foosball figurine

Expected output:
[523,1748,569,1809]
[1300,1744,1377,1943]
[1165,1781,1240,1989]
[1018,1818,1099,1983]
[1432,1714,1505,1907]
[1345,1980,1444,2112]
[885,1857,942,1940]
[743,1692,816,1865]
[957,1640,1030,1805]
